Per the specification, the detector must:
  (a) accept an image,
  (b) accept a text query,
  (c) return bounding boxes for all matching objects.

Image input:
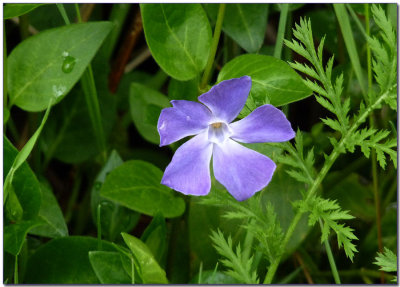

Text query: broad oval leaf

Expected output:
[4,220,43,256]
[100,160,185,218]
[204,4,269,53]
[24,236,116,284]
[29,181,69,238]
[4,3,45,19]
[121,232,168,284]
[141,4,212,81]
[217,54,312,108]
[8,22,113,112]
[129,82,170,145]
[89,251,131,284]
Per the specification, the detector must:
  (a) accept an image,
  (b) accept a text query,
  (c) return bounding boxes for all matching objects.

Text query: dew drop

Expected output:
[52,85,67,98]
[186,116,191,121]
[61,55,76,73]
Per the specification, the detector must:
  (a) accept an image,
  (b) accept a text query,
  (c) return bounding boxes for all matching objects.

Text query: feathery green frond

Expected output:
[295,196,358,261]
[210,229,259,284]
[374,247,397,283]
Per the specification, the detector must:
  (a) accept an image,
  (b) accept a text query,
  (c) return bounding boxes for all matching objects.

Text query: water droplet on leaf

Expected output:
[61,55,76,73]
[52,85,67,98]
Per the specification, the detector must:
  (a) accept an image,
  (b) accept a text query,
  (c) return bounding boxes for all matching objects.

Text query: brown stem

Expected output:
[108,9,143,93]
[80,3,96,22]
[294,252,314,284]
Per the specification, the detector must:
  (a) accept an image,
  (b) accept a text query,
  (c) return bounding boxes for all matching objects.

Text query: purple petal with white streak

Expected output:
[230,104,295,143]
[198,76,251,123]
[213,139,276,201]
[161,132,213,196]
[158,100,212,146]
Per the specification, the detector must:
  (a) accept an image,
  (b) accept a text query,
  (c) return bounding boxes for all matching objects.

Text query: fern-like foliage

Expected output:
[374,247,397,282]
[223,197,284,263]
[210,229,259,284]
[286,13,397,169]
[202,189,284,264]
[276,130,315,185]
[294,197,358,261]
[368,5,397,108]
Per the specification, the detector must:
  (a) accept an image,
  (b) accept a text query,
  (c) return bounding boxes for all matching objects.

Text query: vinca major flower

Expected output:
[157,76,295,201]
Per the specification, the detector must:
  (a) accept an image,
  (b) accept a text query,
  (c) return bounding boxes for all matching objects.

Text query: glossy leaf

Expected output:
[8,22,113,112]
[4,220,43,256]
[89,251,131,284]
[4,4,45,19]
[90,150,140,241]
[29,181,68,238]
[129,83,170,145]
[3,137,41,221]
[168,77,199,102]
[204,4,269,53]
[217,54,312,107]
[100,160,185,218]
[141,3,212,80]
[121,232,168,284]
[24,236,116,284]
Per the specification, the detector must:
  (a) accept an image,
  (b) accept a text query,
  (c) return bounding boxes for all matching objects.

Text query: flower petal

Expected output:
[230,104,295,143]
[198,76,251,123]
[157,100,212,146]
[213,139,276,201]
[161,132,213,196]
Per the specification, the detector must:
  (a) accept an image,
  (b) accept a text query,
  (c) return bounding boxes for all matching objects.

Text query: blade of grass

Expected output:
[3,97,54,204]
[333,4,367,99]
[274,4,289,59]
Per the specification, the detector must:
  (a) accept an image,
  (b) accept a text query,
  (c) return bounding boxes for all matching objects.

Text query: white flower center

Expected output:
[208,121,232,144]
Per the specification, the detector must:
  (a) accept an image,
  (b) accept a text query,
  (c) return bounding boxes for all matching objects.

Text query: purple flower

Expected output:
[157,76,295,201]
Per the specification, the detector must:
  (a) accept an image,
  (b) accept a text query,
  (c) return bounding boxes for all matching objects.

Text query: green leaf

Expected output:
[121,232,168,284]
[217,54,312,107]
[204,4,269,53]
[24,236,116,284]
[90,150,140,241]
[374,247,397,273]
[100,160,185,218]
[168,77,199,102]
[140,3,212,81]
[4,220,43,256]
[89,251,131,284]
[4,4,45,19]
[129,83,170,145]
[8,22,113,112]
[3,137,41,221]
[141,213,167,267]
[29,181,68,238]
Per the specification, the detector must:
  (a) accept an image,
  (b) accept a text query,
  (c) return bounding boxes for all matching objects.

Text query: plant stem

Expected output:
[56,4,71,25]
[263,85,396,283]
[14,255,18,284]
[365,4,384,283]
[199,3,226,93]
[274,4,289,59]
[320,220,341,284]
[75,3,82,22]
[97,204,102,250]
